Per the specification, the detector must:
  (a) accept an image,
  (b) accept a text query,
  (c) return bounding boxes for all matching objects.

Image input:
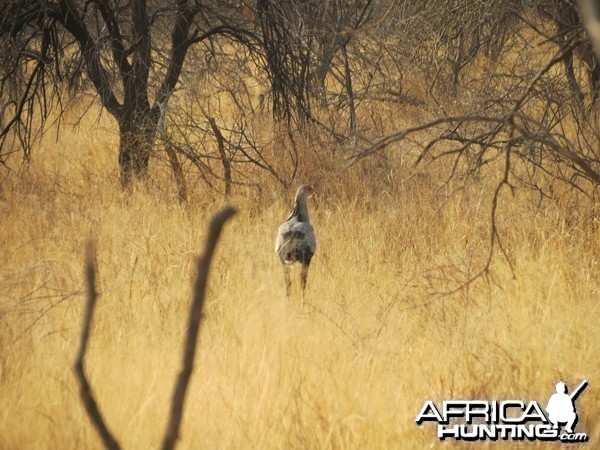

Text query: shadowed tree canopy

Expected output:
[0,0,255,186]
[1,0,598,195]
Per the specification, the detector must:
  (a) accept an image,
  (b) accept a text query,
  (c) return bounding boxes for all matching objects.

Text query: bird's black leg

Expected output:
[283,264,291,298]
[301,261,310,293]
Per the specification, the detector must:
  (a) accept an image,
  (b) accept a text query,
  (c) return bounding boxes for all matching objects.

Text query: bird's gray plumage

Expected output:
[275,184,316,296]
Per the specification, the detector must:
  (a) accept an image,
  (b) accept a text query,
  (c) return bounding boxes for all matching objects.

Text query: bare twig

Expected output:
[161,206,237,450]
[208,117,232,196]
[341,43,357,140]
[156,100,188,203]
[75,241,121,450]
[164,141,189,203]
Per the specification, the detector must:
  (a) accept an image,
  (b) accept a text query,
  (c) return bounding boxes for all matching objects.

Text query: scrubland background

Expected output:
[1,99,598,449]
[2,1,600,449]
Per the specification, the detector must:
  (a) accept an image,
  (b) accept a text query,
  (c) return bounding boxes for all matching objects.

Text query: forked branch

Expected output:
[76,207,236,450]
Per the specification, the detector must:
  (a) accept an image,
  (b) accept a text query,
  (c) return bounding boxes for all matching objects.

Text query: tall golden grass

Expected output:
[0,100,598,449]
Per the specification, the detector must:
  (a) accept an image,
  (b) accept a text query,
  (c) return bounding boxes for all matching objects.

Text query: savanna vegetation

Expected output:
[1,0,599,448]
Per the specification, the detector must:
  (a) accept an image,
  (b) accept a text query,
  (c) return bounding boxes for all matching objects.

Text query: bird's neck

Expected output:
[289,198,310,223]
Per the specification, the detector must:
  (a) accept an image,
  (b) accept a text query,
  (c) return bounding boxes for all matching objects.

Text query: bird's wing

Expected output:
[275,219,296,252]
[301,222,316,253]
[275,219,314,251]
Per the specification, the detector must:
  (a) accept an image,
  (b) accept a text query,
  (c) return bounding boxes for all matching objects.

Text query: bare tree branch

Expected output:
[76,207,236,450]
[343,40,600,186]
[161,206,237,450]
[208,117,232,196]
[75,241,121,450]
[49,0,122,116]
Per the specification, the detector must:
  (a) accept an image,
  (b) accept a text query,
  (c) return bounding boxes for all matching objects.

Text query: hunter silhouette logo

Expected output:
[547,380,588,434]
[416,379,589,442]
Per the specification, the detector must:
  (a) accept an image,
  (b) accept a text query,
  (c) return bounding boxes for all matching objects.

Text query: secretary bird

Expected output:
[275,184,317,297]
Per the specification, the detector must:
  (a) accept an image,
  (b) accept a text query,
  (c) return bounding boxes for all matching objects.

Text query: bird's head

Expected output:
[296,184,315,200]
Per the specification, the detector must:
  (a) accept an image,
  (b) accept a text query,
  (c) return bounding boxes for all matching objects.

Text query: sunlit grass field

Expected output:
[1,104,599,449]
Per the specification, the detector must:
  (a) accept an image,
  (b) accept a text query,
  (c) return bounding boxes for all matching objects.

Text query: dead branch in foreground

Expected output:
[161,206,237,450]
[76,241,121,450]
[76,207,237,450]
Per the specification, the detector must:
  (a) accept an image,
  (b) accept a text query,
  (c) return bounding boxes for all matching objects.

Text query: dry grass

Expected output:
[0,102,599,449]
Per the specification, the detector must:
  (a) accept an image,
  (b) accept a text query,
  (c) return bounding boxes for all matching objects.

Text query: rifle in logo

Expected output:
[570,380,589,400]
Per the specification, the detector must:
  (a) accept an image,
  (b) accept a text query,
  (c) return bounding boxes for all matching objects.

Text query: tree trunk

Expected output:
[118,120,154,187]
